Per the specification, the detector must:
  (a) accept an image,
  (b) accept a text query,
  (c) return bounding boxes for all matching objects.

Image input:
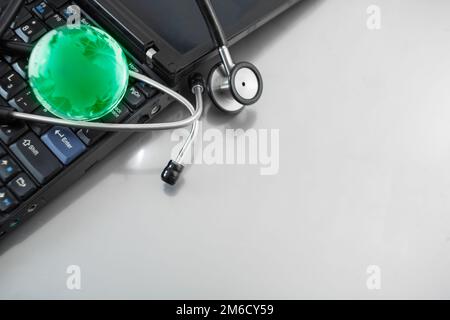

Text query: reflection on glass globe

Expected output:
[28,25,129,121]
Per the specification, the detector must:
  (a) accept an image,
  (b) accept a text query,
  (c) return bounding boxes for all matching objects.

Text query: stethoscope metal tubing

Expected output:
[11,71,203,132]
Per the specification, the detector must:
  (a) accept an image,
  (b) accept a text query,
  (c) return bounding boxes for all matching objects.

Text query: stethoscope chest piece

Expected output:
[208,61,263,114]
[196,0,263,114]
[230,62,263,106]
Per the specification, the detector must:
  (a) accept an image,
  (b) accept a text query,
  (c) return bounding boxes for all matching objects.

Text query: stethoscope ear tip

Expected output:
[161,160,185,186]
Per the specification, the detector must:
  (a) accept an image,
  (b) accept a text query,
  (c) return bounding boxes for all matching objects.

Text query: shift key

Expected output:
[10,132,63,184]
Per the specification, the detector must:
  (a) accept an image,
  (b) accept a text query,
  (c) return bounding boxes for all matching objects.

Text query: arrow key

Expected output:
[0,188,19,213]
[0,156,21,182]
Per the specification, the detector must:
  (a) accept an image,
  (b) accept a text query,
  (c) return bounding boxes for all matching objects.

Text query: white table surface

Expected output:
[1,0,450,299]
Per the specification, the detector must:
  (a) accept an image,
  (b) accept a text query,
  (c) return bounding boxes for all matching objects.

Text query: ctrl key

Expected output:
[0,188,18,213]
[10,133,63,185]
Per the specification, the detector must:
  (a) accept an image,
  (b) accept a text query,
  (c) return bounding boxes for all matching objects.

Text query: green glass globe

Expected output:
[28,25,129,121]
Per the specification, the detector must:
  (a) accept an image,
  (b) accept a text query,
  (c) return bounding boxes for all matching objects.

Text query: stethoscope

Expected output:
[0,0,263,186]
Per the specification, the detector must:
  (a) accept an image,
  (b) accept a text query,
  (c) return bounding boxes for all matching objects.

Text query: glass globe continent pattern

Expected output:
[28,25,129,121]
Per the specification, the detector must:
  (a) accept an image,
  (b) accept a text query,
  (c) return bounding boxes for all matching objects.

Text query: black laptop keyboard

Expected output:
[0,0,155,215]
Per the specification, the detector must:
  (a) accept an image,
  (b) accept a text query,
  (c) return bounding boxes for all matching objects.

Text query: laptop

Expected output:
[0,0,302,239]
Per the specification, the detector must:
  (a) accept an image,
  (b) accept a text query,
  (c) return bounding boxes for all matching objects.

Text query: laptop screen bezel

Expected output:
[82,0,302,83]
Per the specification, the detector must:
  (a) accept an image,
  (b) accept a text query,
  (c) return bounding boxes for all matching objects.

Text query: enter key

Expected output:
[41,127,87,165]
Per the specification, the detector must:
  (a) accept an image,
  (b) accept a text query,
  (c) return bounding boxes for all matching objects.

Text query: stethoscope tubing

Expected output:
[10,71,204,132]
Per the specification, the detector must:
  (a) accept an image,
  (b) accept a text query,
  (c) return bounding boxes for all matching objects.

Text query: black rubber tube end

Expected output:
[161,160,185,186]
[189,73,205,92]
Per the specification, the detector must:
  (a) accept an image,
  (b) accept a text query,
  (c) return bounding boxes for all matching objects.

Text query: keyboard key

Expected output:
[33,1,54,19]
[45,13,65,29]
[4,29,15,40]
[4,30,24,64]
[128,61,142,74]
[10,132,63,184]
[0,188,19,213]
[0,146,5,157]
[4,29,19,42]
[15,18,47,43]
[10,8,32,29]
[42,127,86,165]
[3,33,20,64]
[2,54,16,64]
[9,89,40,113]
[124,86,146,110]
[12,60,29,79]
[45,0,69,9]
[102,104,130,123]
[30,107,55,136]
[127,62,141,84]
[136,81,158,99]
[0,71,27,100]
[0,122,28,145]
[77,128,105,146]
[7,173,37,201]
[3,29,15,39]
[0,96,8,107]
[4,28,24,46]
[80,16,92,26]
[0,60,10,77]
[3,32,23,64]
[0,156,21,182]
